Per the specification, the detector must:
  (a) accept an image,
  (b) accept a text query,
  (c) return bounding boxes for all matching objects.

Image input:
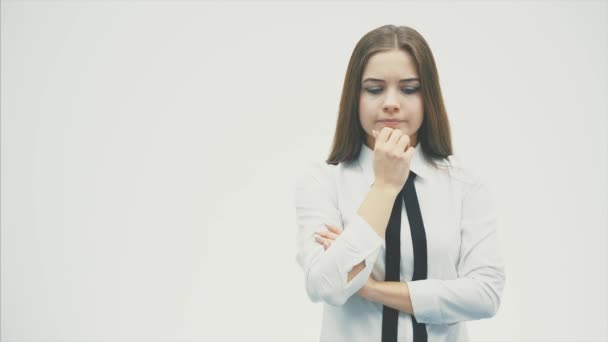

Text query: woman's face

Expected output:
[359,49,424,149]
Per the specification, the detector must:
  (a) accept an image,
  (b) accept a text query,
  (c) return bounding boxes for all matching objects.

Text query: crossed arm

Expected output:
[296,163,505,324]
[314,183,415,315]
[317,227,415,315]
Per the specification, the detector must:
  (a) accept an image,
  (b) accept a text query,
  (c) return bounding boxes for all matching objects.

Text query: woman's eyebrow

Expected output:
[362,77,420,83]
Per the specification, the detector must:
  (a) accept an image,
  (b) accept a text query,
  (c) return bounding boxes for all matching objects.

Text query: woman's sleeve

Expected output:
[406,175,507,324]
[294,161,383,306]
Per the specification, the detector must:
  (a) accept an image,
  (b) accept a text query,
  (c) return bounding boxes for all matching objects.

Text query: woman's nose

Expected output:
[382,94,399,113]
[383,103,400,114]
[383,90,400,113]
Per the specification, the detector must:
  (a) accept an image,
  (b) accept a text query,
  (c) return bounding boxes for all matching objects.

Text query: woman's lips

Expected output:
[378,120,404,127]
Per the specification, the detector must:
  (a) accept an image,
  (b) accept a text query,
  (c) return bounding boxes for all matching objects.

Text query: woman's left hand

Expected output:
[314,223,343,250]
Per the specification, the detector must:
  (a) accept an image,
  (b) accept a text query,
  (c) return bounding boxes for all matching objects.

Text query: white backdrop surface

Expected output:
[1,1,606,341]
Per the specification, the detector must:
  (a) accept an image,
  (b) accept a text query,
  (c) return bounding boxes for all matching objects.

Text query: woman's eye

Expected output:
[364,87,419,95]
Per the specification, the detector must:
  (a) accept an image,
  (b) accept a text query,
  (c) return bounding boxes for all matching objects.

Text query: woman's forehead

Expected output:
[362,50,418,81]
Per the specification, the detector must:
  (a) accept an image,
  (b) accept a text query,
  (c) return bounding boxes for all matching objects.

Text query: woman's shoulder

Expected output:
[293,158,353,206]
[436,153,498,209]
[294,158,342,189]
[433,153,487,189]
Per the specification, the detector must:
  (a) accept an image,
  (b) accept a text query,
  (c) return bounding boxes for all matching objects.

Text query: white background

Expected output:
[1,1,606,341]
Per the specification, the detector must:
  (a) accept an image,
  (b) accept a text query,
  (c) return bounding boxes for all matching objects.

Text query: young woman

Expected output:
[294,25,506,342]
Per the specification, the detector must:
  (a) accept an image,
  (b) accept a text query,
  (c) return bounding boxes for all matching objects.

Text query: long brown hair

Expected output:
[326,25,453,167]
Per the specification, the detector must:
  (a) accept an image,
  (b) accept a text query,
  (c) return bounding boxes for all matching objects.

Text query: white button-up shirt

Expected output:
[294,143,506,342]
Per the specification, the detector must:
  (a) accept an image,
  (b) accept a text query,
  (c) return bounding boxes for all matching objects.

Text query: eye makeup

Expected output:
[364,87,420,95]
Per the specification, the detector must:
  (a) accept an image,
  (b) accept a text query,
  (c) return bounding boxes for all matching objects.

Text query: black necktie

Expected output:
[381,171,428,342]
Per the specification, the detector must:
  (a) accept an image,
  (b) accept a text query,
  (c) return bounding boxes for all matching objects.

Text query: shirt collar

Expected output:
[357,142,433,187]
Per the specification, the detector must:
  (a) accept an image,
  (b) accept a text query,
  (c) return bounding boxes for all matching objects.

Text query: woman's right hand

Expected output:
[372,127,416,193]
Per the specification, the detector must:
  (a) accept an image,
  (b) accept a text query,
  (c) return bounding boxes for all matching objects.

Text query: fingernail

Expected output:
[372,129,377,137]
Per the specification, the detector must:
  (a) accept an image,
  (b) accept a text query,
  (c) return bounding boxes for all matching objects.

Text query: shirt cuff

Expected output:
[332,213,383,281]
[407,279,443,324]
